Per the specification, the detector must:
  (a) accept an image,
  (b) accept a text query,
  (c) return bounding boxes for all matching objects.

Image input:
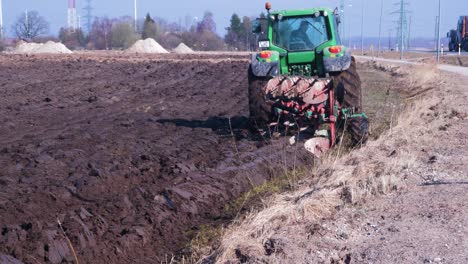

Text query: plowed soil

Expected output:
[0,53,314,263]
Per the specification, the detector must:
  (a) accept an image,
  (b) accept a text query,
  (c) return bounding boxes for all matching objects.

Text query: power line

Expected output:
[134,0,137,32]
[361,0,364,55]
[391,0,410,59]
[83,0,93,34]
[378,0,384,55]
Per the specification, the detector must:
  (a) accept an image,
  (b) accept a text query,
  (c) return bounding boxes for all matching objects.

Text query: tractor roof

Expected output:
[270,7,334,17]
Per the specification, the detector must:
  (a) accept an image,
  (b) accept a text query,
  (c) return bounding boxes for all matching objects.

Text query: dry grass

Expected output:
[211,63,444,263]
[184,167,311,262]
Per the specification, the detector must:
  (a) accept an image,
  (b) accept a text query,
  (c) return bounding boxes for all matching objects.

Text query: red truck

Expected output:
[448,16,468,52]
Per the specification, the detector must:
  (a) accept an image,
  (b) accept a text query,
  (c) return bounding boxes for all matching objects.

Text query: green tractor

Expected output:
[249,2,369,157]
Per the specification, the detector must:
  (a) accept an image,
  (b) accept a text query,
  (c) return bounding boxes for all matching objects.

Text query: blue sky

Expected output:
[1,0,467,39]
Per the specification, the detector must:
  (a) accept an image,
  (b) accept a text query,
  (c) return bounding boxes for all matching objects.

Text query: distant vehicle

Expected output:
[447,16,468,52]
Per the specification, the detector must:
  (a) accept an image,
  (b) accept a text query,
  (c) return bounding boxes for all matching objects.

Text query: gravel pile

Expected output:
[15,41,73,54]
[126,38,168,53]
[173,43,194,54]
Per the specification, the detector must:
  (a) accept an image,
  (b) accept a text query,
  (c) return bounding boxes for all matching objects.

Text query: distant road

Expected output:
[356,56,468,77]
[407,49,468,56]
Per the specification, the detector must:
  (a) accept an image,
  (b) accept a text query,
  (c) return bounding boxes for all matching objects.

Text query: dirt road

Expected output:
[358,55,468,75]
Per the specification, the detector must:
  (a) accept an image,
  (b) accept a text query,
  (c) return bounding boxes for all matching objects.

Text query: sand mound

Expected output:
[126,38,168,53]
[15,41,72,54]
[173,43,194,54]
[15,42,43,53]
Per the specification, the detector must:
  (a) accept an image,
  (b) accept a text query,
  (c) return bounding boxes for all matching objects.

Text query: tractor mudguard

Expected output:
[250,53,280,77]
[323,49,352,73]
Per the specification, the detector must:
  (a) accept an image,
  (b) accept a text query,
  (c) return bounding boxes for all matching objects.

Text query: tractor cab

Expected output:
[248,2,367,157]
[251,2,349,78]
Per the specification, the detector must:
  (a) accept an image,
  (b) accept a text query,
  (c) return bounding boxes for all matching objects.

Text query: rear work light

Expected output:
[260,50,272,59]
[329,46,342,54]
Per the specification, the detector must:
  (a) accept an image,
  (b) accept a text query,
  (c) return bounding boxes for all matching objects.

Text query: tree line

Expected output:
[6,10,262,51]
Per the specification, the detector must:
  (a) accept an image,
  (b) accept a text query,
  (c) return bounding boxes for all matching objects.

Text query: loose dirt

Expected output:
[0,52,312,264]
[173,43,194,54]
[126,38,168,54]
[0,52,430,264]
[14,41,73,54]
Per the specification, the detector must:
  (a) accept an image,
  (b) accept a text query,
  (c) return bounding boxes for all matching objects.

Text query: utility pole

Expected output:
[0,0,3,39]
[436,0,441,63]
[388,29,392,50]
[346,2,352,48]
[361,0,364,55]
[134,0,138,32]
[407,16,412,50]
[399,0,404,59]
[25,10,29,38]
[339,0,345,43]
[434,16,439,50]
[378,0,384,56]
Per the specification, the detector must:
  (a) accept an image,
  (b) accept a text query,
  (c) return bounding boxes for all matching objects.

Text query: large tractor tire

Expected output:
[248,66,271,127]
[332,56,362,112]
[331,57,369,145]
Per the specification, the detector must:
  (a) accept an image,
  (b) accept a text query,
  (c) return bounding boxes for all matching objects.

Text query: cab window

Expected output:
[273,15,330,51]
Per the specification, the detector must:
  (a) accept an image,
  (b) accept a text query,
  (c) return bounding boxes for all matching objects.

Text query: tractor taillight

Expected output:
[260,51,272,59]
[329,46,342,54]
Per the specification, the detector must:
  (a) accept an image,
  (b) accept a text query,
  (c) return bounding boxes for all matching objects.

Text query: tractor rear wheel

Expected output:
[331,57,369,145]
[248,66,271,127]
[332,56,362,112]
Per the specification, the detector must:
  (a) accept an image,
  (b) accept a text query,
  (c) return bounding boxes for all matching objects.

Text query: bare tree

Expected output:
[197,11,216,33]
[89,17,113,50]
[58,27,88,50]
[12,10,49,40]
